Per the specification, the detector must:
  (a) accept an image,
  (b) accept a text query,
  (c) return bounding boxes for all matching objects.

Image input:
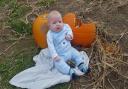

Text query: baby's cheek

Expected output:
[50,25,55,30]
[61,24,64,29]
[50,26,54,30]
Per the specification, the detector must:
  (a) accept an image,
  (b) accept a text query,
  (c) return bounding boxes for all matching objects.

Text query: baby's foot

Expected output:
[69,68,84,80]
[78,62,90,74]
[73,68,84,76]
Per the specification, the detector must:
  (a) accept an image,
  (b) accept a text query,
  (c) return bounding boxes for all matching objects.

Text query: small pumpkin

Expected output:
[32,13,96,48]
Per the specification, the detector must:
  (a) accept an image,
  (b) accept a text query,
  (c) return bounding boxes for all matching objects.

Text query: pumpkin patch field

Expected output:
[0,0,128,89]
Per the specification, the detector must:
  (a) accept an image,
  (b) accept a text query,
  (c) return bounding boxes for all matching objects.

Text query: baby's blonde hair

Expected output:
[47,10,62,23]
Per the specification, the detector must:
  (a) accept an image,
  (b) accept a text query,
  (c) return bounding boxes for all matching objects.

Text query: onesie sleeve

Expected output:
[65,24,73,38]
[47,31,58,59]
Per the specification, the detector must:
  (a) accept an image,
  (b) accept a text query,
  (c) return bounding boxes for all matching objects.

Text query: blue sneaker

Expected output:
[85,67,91,75]
[71,73,78,80]
[69,68,78,80]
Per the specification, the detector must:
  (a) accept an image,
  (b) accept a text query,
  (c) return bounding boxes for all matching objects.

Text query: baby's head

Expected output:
[48,10,64,32]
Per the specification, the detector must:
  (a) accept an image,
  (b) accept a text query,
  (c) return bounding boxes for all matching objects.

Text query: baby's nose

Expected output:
[56,22,60,25]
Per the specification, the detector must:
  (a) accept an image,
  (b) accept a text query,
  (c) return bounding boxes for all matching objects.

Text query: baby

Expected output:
[47,10,90,79]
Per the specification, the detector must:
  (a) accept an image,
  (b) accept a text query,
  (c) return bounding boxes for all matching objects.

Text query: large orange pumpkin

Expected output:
[32,13,96,48]
[32,14,48,48]
[63,13,96,47]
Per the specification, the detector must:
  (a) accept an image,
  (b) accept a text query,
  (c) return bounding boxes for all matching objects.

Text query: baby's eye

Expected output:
[59,21,62,23]
[53,22,56,24]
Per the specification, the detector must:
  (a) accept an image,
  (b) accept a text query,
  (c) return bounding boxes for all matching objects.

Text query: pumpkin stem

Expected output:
[75,18,82,28]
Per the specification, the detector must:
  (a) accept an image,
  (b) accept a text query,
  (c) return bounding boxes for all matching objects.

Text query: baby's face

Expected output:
[49,16,64,32]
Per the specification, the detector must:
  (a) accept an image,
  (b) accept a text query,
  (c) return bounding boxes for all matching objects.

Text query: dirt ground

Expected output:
[0,0,128,89]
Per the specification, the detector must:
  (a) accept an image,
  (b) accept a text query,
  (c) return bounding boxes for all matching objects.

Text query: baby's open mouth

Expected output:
[56,27,61,31]
[57,27,60,30]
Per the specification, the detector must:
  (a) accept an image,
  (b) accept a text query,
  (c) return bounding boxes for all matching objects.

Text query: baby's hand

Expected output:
[65,34,73,41]
[53,55,60,61]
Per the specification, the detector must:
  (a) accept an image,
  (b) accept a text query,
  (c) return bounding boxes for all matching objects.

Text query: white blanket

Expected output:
[9,48,89,89]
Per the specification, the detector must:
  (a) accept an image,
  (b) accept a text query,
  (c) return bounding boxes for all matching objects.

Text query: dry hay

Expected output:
[71,25,128,89]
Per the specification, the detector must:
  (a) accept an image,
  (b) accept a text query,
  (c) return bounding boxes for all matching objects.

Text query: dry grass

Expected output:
[71,24,128,89]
